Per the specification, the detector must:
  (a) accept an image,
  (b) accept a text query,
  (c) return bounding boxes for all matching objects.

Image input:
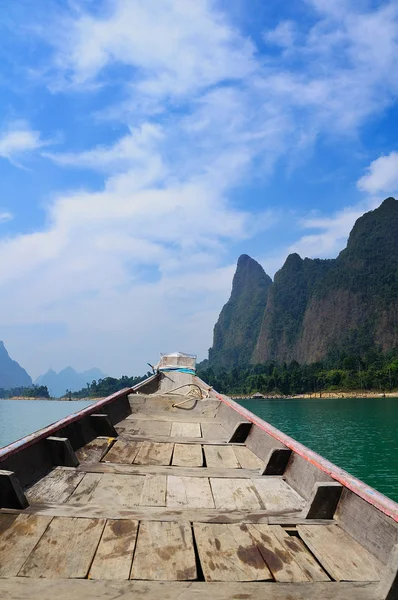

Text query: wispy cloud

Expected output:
[0,121,51,167]
[0,212,13,223]
[357,151,398,196]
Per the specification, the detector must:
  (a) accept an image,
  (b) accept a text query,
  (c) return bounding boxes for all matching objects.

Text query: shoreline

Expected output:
[232,391,398,400]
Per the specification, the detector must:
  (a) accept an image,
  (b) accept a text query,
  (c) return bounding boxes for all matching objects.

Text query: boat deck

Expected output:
[0,371,397,599]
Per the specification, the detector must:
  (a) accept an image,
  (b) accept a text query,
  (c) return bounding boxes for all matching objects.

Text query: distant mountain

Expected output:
[208,254,272,368]
[207,197,398,367]
[35,367,106,397]
[0,341,32,389]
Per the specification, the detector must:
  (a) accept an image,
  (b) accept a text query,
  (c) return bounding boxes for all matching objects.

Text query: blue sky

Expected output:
[0,0,398,378]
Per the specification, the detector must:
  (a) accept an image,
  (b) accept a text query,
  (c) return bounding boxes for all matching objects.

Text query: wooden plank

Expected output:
[252,478,306,512]
[67,472,103,504]
[89,519,138,580]
[4,503,330,523]
[0,514,52,577]
[242,523,311,582]
[297,524,383,581]
[131,521,196,580]
[77,462,262,479]
[25,467,84,504]
[204,446,241,469]
[75,438,113,463]
[122,420,172,437]
[120,433,231,445]
[379,543,398,600]
[102,440,142,464]
[194,522,273,581]
[134,441,174,466]
[167,476,215,508]
[19,516,105,578]
[170,422,202,438]
[0,578,381,599]
[124,413,219,423]
[0,513,18,536]
[210,478,265,510]
[89,473,145,508]
[232,447,263,470]
[140,475,167,506]
[201,422,228,440]
[270,526,330,582]
[172,444,203,467]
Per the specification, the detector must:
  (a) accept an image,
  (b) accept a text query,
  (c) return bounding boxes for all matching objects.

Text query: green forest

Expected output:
[65,373,152,398]
[197,349,398,396]
[0,385,50,398]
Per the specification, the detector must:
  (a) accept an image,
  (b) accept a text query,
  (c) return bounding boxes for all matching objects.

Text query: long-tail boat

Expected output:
[0,352,397,599]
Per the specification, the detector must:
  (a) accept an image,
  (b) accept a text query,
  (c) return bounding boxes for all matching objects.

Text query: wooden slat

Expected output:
[201,422,228,440]
[204,446,241,469]
[140,475,167,506]
[134,442,174,466]
[89,519,138,580]
[67,472,103,504]
[124,413,219,423]
[242,524,311,582]
[102,440,142,464]
[0,578,381,599]
[232,446,263,469]
[170,422,202,438]
[120,434,231,445]
[252,478,306,512]
[77,462,262,479]
[0,514,52,577]
[131,521,197,581]
[75,438,113,463]
[172,444,203,467]
[269,526,330,582]
[297,524,383,581]
[25,468,84,503]
[19,516,105,578]
[121,420,172,437]
[91,474,145,508]
[210,478,265,510]
[2,503,330,523]
[0,513,17,535]
[167,476,215,508]
[194,522,273,581]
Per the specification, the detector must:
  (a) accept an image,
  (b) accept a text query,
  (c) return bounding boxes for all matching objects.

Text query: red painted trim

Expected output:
[0,387,133,461]
[197,378,398,523]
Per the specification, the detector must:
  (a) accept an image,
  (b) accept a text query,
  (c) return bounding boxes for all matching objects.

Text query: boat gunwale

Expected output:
[197,376,398,523]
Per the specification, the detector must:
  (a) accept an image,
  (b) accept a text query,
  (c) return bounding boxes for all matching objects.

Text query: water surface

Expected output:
[238,397,398,502]
[0,399,95,448]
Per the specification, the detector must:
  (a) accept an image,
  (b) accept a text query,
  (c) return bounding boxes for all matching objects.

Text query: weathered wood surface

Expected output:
[200,422,228,440]
[68,473,145,508]
[232,446,263,470]
[25,468,84,504]
[119,433,231,445]
[204,445,241,468]
[134,441,174,465]
[261,448,292,476]
[4,503,312,523]
[140,474,167,506]
[0,514,52,577]
[194,522,273,581]
[46,437,79,467]
[0,579,380,599]
[0,470,28,509]
[76,461,266,479]
[119,420,172,437]
[102,440,142,464]
[172,443,203,467]
[284,454,333,500]
[18,516,105,578]
[67,472,102,504]
[335,488,398,565]
[166,476,215,508]
[297,524,383,581]
[89,519,138,580]
[170,422,202,438]
[269,525,330,582]
[124,413,220,423]
[241,524,313,582]
[252,479,306,513]
[303,482,343,519]
[210,478,266,510]
[131,521,197,580]
[379,543,398,600]
[75,438,113,464]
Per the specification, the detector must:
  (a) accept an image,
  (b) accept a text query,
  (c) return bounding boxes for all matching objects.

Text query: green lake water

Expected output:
[0,399,95,448]
[238,397,398,502]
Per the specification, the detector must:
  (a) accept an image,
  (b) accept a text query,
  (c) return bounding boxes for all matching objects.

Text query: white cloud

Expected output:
[0,122,51,167]
[263,20,297,49]
[0,212,13,223]
[357,151,398,195]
